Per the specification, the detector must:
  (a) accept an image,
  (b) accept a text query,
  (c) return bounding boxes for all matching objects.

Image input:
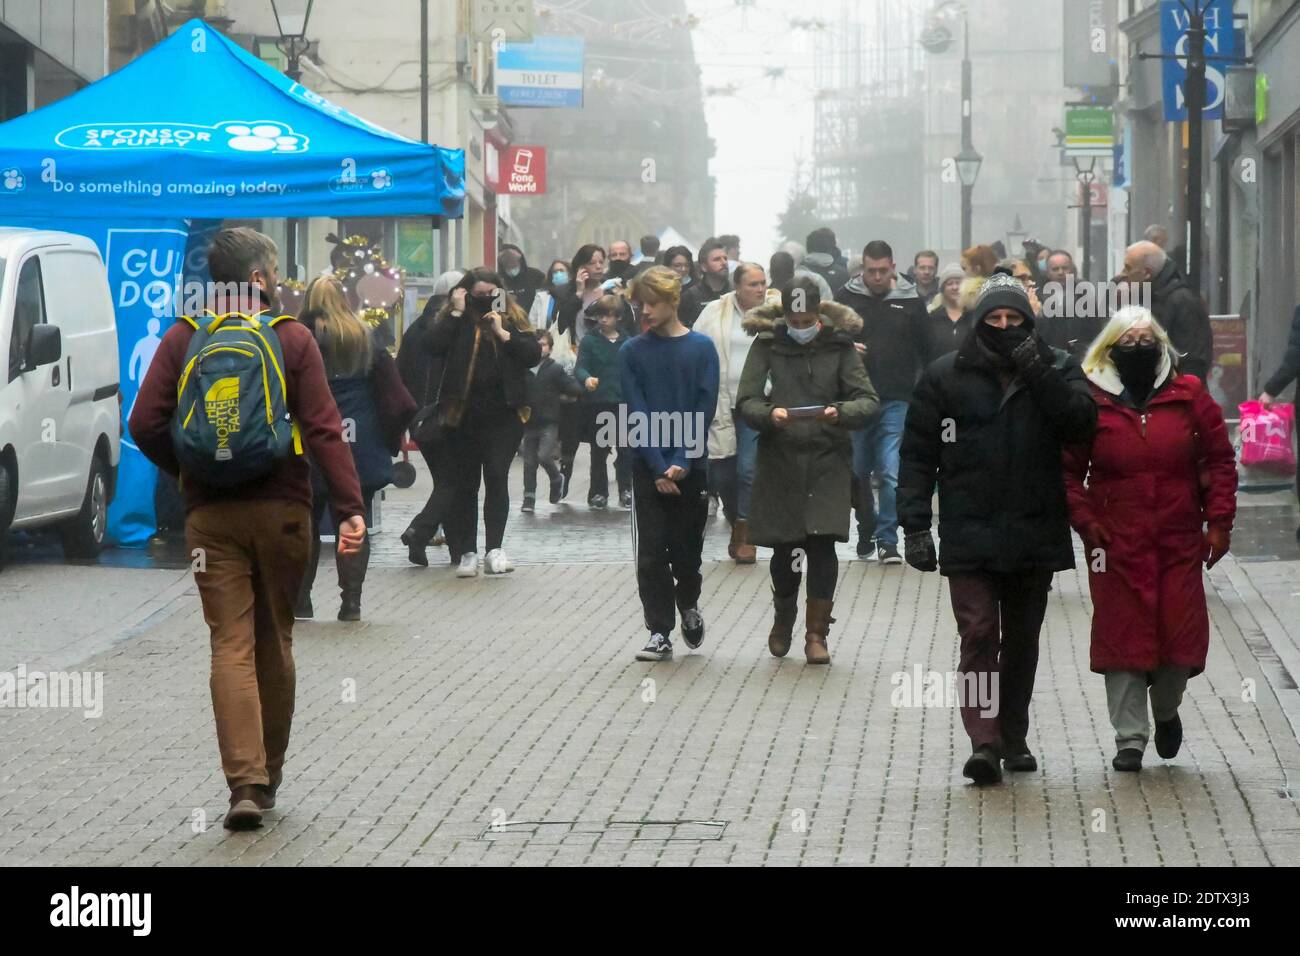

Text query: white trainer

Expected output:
[456,552,479,578]
[484,549,515,574]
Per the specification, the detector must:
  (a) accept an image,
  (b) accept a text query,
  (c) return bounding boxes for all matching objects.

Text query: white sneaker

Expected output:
[484,548,515,574]
[456,552,479,577]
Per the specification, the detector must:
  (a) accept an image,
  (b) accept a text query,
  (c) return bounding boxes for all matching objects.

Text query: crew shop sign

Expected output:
[500,146,546,195]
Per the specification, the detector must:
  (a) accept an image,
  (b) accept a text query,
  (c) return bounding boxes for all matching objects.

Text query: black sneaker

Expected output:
[681,607,704,649]
[635,633,673,662]
[857,535,875,558]
[1112,748,1143,772]
[619,489,633,509]
[521,496,535,514]
[962,745,1003,785]
[1154,713,1183,759]
[877,542,903,565]
[558,472,571,501]
[589,494,607,510]
[549,478,563,505]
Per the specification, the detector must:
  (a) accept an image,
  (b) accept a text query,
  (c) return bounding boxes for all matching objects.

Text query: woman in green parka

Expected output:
[737,275,880,664]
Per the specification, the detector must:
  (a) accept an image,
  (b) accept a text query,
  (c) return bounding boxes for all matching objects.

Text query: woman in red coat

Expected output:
[1063,306,1237,773]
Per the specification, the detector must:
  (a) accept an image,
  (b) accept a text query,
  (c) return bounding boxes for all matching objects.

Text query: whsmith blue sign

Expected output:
[1159,0,1236,122]
[497,36,584,108]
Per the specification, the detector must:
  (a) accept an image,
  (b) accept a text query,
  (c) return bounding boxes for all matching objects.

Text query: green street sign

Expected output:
[1256,73,1269,127]
[1065,107,1114,156]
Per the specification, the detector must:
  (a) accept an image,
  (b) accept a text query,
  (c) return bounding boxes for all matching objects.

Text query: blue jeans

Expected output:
[851,399,908,547]
[735,416,758,520]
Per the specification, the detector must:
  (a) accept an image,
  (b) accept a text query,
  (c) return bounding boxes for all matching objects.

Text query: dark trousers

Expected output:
[632,461,709,635]
[771,536,839,600]
[444,412,525,557]
[521,422,561,497]
[947,568,1054,752]
[558,403,580,487]
[406,442,444,545]
[590,442,630,500]
[297,491,375,606]
[708,455,738,526]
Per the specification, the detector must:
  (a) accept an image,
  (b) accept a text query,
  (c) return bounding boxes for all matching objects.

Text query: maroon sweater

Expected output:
[129,314,366,526]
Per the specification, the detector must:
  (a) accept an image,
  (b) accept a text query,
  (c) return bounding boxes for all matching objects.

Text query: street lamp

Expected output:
[924,3,979,250]
[1073,155,1099,282]
[270,0,314,82]
[270,0,314,280]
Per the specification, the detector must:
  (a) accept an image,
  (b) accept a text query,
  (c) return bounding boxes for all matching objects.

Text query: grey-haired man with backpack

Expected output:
[129,227,366,830]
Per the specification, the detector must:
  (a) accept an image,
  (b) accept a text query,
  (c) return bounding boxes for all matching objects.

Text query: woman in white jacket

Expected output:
[693,262,778,563]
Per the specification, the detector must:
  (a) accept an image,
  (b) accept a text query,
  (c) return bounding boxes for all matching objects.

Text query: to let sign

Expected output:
[500,146,546,195]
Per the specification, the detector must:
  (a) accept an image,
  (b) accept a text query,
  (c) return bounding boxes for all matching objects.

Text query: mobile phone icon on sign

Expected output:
[513,149,533,175]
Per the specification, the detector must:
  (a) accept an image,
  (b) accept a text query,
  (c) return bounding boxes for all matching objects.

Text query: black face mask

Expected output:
[607,260,632,280]
[1112,343,1160,402]
[976,322,1030,366]
[468,293,495,313]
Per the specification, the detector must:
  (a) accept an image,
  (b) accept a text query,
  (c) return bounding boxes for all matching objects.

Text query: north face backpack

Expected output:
[171,311,302,487]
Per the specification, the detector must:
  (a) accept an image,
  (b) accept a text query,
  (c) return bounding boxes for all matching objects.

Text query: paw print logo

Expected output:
[2,168,24,192]
[371,168,393,190]
[222,123,306,153]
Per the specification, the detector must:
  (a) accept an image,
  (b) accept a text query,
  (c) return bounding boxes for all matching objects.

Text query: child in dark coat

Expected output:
[523,330,584,510]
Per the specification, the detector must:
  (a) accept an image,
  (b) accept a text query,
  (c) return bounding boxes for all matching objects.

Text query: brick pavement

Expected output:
[2,454,1299,866]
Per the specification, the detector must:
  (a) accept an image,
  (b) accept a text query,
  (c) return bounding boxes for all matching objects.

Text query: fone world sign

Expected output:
[500,145,546,195]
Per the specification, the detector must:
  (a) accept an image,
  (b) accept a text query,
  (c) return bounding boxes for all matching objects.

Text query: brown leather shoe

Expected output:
[225,785,265,830]
[768,590,799,657]
[733,519,757,565]
[804,597,834,665]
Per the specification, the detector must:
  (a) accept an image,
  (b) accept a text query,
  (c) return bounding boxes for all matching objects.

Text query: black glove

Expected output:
[904,530,938,572]
[1008,328,1044,373]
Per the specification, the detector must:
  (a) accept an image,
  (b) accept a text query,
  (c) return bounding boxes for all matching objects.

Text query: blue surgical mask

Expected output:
[787,322,821,345]
[505,266,521,279]
[552,271,569,287]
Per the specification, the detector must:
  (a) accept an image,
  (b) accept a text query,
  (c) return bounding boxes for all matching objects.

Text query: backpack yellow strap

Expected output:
[202,309,265,333]
[179,315,200,330]
[291,420,303,455]
[267,314,296,327]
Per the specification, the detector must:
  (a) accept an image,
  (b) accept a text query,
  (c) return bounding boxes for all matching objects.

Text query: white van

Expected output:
[0,228,121,561]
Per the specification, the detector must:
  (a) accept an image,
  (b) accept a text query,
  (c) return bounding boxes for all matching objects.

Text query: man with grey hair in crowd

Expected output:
[1143,224,1170,250]
[1121,240,1212,380]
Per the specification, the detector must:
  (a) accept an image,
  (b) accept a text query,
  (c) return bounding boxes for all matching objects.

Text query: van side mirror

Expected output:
[25,324,62,370]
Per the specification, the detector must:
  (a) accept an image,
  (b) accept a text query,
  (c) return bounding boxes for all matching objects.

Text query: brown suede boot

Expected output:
[804,597,834,665]
[733,519,757,564]
[768,590,799,657]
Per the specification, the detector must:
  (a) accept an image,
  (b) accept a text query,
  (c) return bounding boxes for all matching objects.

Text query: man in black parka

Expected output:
[898,271,1097,786]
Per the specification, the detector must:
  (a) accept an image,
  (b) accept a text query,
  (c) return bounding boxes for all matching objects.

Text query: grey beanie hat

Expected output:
[974,271,1034,325]
[938,262,965,285]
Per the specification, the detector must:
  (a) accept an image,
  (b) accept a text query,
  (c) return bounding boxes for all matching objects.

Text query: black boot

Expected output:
[963,745,1003,785]
[336,534,370,622]
[400,526,428,567]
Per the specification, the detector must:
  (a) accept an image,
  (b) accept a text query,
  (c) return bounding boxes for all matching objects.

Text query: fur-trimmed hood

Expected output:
[742,300,863,338]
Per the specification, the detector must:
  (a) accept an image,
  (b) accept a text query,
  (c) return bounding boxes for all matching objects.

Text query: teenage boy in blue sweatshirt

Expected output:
[620,267,721,662]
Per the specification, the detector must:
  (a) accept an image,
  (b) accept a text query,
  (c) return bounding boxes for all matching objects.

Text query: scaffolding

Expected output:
[811,0,928,249]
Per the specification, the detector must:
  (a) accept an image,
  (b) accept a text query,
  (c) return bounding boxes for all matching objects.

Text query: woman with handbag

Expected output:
[295,276,416,621]
[403,268,542,577]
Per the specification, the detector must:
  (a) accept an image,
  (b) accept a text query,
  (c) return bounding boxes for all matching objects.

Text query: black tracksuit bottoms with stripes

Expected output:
[631,460,709,636]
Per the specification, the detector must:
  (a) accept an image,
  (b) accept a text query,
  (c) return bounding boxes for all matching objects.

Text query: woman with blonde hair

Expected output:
[296,275,416,621]
[1062,306,1237,773]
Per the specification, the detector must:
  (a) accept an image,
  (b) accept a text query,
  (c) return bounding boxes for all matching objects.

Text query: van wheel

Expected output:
[61,456,109,560]
[0,460,13,568]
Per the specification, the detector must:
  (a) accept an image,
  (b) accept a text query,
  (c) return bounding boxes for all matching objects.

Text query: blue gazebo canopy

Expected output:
[0,18,464,219]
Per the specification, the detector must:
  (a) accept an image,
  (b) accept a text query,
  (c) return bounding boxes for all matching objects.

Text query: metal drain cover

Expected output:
[480,820,728,842]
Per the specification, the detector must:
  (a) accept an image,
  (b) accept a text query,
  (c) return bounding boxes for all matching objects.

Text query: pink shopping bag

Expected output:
[1238,401,1296,472]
